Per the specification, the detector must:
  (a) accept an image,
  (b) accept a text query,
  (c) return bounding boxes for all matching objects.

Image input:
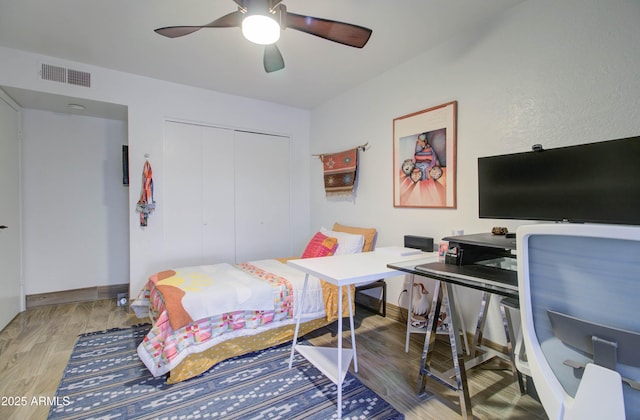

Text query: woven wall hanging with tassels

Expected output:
[315,143,367,196]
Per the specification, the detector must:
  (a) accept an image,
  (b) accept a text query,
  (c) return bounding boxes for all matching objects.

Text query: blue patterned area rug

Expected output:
[48,324,404,420]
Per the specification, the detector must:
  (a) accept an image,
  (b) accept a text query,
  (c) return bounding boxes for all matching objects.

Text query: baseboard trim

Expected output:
[26,284,129,309]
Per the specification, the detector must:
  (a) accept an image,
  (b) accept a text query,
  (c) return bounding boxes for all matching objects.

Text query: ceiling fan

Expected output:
[154,0,373,73]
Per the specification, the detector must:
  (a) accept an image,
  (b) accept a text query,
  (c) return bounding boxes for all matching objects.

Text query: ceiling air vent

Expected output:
[41,63,67,83]
[67,68,91,87]
[40,63,91,88]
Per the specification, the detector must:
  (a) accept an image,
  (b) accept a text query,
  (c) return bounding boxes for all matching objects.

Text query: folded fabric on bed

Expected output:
[150,263,285,330]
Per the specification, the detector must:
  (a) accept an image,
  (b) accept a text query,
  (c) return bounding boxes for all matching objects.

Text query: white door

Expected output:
[164,121,235,266]
[0,93,22,330]
[234,131,291,262]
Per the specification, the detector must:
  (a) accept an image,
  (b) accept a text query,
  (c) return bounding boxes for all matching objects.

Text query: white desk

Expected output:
[287,248,437,418]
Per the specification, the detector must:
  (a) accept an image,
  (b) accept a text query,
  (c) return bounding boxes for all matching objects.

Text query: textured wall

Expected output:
[309,0,640,343]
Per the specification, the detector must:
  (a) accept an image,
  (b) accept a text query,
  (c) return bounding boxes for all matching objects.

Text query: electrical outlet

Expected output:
[117,292,128,307]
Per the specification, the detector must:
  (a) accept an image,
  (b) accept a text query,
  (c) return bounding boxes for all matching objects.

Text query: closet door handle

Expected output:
[0,225,7,229]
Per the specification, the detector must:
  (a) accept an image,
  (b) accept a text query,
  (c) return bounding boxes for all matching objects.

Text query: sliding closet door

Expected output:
[234,131,291,262]
[164,121,235,266]
[201,126,236,263]
[164,122,291,266]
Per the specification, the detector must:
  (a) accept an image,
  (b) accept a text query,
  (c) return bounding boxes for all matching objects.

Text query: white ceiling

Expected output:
[0,0,523,115]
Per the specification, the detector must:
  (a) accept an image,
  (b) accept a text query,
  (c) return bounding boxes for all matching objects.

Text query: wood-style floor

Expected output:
[0,299,547,419]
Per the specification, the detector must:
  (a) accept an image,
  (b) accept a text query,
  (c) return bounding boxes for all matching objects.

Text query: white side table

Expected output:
[287,248,437,418]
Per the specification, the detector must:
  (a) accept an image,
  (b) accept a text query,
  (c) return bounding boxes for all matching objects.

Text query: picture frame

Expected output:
[393,101,457,208]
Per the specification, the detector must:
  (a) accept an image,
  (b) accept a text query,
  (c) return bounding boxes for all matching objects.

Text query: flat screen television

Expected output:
[478,136,640,225]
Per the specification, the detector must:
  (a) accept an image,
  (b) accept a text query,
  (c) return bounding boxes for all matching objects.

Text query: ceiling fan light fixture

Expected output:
[242,14,280,45]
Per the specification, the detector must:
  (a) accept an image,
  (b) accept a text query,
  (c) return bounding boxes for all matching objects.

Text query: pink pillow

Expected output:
[302,232,338,258]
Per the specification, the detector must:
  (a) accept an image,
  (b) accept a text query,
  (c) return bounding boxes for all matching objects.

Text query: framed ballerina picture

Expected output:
[393,101,457,208]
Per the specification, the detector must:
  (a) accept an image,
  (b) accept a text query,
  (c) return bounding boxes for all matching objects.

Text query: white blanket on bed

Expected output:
[250,259,325,318]
[176,263,275,322]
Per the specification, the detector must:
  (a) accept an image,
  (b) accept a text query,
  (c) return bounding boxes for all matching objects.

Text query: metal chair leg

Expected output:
[500,297,527,395]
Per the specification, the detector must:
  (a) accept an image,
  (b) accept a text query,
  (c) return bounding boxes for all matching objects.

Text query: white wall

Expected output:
[21,110,128,294]
[309,0,640,344]
[3,0,639,343]
[0,46,311,297]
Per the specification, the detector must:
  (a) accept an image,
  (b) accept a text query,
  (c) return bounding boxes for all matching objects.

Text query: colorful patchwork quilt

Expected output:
[132,259,326,378]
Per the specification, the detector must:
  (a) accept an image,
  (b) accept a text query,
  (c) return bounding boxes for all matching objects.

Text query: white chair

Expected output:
[517,223,640,420]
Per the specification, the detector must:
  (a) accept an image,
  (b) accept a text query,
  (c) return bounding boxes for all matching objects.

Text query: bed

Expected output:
[131,223,377,384]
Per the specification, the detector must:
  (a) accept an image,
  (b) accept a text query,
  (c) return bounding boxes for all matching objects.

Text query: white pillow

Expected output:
[320,227,364,255]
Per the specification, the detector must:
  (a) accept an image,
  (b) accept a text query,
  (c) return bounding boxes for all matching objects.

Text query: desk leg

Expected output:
[499,301,526,395]
[418,280,442,394]
[471,291,492,356]
[417,281,473,419]
[289,274,309,369]
[452,286,471,356]
[337,284,343,418]
[445,282,473,419]
[347,285,358,373]
[405,274,415,352]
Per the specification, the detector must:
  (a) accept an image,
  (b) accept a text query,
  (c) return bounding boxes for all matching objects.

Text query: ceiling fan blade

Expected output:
[284,12,372,48]
[264,44,285,73]
[154,10,243,38]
